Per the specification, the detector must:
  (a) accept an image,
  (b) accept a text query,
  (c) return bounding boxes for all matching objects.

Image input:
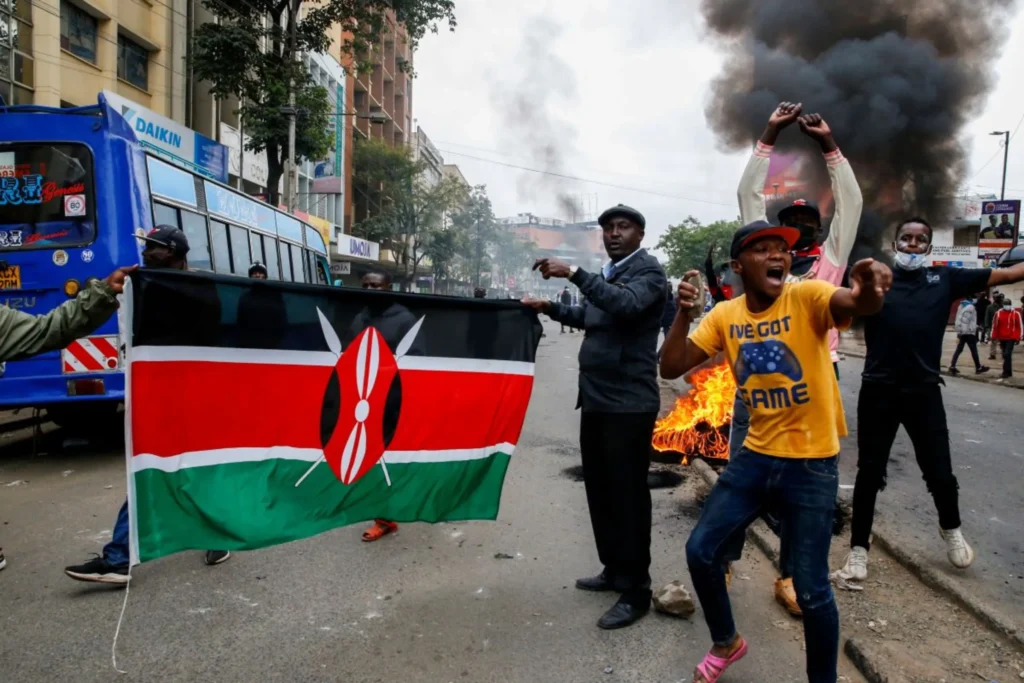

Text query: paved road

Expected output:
[0,319,863,683]
[835,355,1024,613]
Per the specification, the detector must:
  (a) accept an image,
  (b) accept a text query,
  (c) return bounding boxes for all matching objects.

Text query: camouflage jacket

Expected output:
[0,280,119,363]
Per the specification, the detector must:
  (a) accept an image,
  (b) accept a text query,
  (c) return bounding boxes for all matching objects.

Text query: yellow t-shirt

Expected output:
[689,280,848,458]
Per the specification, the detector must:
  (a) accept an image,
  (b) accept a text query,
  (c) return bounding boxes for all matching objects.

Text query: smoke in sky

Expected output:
[702,0,1019,257]
[491,16,582,221]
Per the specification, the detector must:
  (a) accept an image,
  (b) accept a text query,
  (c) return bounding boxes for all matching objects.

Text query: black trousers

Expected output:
[950,334,981,370]
[1001,340,1016,377]
[851,382,960,550]
[579,411,656,603]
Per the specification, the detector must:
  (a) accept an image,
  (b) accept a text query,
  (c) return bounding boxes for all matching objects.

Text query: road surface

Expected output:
[0,319,864,682]
[835,355,1024,613]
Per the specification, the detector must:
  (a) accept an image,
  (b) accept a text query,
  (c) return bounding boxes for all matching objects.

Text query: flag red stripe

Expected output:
[130,361,534,458]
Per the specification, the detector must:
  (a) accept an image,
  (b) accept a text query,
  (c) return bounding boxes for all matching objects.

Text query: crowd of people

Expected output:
[3,101,1024,683]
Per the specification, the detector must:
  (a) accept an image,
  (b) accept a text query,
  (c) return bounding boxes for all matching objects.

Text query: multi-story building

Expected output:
[498,213,607,298]
[411,125,442,188]
[9,0,188,119]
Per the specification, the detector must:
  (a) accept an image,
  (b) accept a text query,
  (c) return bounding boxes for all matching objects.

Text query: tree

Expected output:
[451,186,497,288]
[191,0,456,205]
[492,229,537,293]
[425,222,466,294]
[352,138,464,289]
[656,216,742,277]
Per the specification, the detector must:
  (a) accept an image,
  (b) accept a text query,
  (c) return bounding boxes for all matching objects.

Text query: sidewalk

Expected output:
[839,328,1024,389]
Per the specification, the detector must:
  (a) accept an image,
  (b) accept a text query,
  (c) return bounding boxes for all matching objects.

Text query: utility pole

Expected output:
[991,130,1011,200]
[285,0,299,213]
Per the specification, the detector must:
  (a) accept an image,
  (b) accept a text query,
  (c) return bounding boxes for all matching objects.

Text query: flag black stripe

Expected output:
[130,270,542,362]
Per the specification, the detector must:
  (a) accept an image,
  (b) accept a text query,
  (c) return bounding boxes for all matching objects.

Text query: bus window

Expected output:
[290,243,306,283]
[0,143,96,252]
[281,242,294,281]
[153,203,178,229]
[180,210,212,271]
[250,232,265,268]
[210,220,231,274]
[265,238,281,280]
[228,225,250,274]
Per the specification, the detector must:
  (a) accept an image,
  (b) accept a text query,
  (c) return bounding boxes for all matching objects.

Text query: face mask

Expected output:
[893,251,928,270]
[1004,303,1013,311]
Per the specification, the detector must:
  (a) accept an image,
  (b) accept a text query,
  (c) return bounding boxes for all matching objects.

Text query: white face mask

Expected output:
[893,251,929,270]
[1004,303,1013,311]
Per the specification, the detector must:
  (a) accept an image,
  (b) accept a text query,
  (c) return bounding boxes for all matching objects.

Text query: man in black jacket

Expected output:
[524,204,667,630]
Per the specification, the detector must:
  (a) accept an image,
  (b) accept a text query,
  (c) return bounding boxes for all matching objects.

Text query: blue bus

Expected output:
[0,93,332,429]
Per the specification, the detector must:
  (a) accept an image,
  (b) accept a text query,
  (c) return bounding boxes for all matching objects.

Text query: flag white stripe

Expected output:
[132,442,517,473]
[129,346,534,376]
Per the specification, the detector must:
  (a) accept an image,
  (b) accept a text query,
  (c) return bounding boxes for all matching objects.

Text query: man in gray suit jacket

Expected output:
[524,204,667,630]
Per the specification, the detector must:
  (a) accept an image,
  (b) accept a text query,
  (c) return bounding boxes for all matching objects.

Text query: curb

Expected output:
[869,527,1024,651]
[843,639,890,683]
[839,347,1024,391]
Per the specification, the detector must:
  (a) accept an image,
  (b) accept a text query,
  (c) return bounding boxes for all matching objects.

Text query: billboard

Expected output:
[979,200,1021,258]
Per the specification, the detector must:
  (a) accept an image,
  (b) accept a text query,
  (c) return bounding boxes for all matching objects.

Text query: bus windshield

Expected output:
[0,143,97,251]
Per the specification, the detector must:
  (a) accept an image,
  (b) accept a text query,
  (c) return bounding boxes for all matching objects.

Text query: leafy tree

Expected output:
[191,0,456,205]
[426,223,466,294]
[451,186,497,288]
[656,216,742,277]
[351,138,464,289]
[492,229,537,293]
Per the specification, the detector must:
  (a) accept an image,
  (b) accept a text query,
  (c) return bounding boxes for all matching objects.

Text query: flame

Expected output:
[653,362,737,463]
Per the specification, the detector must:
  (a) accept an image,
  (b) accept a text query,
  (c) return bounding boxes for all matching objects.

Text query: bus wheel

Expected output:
[46,401,123,433]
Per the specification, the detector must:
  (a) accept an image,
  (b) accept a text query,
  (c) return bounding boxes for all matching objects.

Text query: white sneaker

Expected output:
[0,548,6,571]
[840,546,869,581]
[940,528,976,568]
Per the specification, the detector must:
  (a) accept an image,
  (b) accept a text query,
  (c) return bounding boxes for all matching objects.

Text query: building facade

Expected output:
[498,213,607,298]
[8,0,187,118]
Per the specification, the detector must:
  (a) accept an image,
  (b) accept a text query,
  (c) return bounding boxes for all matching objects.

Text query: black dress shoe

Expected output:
[575,573,615,592]
[597,598,650,630]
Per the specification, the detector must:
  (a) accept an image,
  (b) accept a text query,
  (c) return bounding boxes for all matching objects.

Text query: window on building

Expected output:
[60,0,97,63]
[117,34,148,91]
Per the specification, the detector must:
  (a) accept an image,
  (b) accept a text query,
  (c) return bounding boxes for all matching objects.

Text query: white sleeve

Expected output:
[737,142,772,225]
[821,149,864,268]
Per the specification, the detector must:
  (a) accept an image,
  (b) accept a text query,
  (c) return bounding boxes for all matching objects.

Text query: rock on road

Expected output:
[0,319,864,682]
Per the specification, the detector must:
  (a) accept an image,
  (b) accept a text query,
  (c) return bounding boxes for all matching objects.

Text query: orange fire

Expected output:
[652,362,737,463]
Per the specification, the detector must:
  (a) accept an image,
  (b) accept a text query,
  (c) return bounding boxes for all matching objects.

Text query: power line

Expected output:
[968,111,1024,182]
[434,149,737,209]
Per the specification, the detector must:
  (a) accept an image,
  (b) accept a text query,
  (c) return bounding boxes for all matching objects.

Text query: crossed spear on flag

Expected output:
[294,309,424,488]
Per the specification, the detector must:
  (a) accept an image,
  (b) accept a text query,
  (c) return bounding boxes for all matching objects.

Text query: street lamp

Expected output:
[990,130,1010,200]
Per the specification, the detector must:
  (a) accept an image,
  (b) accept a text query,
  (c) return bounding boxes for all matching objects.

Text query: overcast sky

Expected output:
[413,0,1024,250]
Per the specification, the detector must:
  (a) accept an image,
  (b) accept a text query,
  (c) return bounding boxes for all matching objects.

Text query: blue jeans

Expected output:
[103,500,130,568]
[686,447,840,683]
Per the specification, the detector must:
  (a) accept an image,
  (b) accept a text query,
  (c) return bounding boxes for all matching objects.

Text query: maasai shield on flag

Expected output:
[123,270,541,565]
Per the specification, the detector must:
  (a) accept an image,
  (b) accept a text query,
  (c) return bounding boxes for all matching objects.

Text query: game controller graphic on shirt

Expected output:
[734,340,803,385]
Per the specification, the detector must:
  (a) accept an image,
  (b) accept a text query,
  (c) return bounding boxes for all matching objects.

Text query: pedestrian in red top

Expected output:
[990,299,1023,379]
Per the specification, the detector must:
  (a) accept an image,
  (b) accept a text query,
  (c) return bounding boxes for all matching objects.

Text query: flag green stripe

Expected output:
[133,453,511,563]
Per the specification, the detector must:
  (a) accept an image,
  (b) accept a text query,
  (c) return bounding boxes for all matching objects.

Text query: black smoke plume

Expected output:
[703,0,1018,259]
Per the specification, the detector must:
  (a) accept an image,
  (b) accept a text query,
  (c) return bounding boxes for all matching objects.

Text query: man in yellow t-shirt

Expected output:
[659,220,891,683]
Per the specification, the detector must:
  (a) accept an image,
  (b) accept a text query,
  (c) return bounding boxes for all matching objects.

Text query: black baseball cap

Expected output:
[777,198,821,226]
[730,220,801,259]
[140,225,190,256]
[598,204,646,229]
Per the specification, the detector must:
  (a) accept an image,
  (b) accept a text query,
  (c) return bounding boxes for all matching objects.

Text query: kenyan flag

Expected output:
[123,271,541,565]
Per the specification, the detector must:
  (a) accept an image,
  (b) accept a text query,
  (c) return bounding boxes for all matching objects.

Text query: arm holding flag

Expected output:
[0,266,134,362]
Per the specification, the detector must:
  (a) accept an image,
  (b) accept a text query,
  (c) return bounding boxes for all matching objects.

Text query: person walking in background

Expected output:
[986,293,1003,360]
[991,297,1023,379]
[948,298,988,375]
[523,204,666,631]
[559,286,575,333]
[975,293,991,342]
